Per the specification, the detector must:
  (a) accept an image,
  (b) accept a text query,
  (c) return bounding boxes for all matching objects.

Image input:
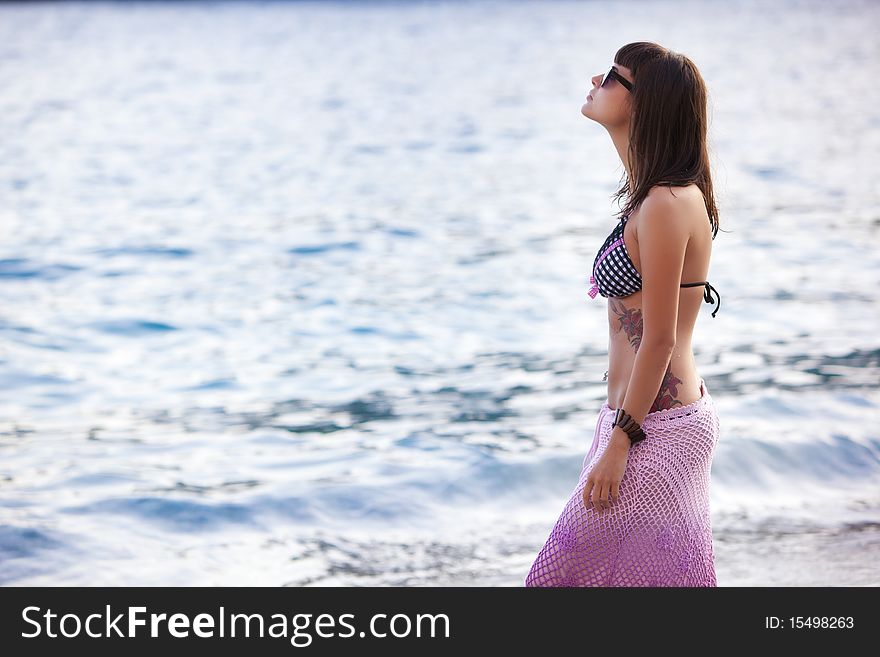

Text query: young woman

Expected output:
[525,42,723,587]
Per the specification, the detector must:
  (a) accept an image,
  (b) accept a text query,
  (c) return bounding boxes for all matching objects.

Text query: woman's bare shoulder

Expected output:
[645,183,703,207]
[636,184,705,231]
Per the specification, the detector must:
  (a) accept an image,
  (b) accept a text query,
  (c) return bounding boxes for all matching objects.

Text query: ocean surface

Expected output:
[1,0,879,586]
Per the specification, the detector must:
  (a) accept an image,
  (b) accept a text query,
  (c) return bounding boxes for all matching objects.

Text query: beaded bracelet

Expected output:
[612,408,647,446]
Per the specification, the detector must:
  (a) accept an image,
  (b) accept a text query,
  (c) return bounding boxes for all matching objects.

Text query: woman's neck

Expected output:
[607,122,633,183]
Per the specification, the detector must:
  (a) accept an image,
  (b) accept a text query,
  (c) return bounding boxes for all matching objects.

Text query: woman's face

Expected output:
[581,62,634,129]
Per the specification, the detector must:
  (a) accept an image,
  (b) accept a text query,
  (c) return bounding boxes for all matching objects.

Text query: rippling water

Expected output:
[1,0,879,586]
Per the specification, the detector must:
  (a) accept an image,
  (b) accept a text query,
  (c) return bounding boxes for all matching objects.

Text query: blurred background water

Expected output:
[1,0,878,587]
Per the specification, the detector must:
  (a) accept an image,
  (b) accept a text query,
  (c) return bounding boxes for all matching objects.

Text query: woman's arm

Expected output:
[613,189,690,446]
[586,189,692,511]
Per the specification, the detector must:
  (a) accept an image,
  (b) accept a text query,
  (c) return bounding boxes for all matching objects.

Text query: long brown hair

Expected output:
[612,42,722,239]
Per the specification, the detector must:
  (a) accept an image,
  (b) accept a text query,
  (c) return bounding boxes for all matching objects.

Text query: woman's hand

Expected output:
[582,427,631,512]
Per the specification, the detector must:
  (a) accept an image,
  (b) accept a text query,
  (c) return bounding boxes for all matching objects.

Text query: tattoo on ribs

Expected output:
[609,299,686,413]
[609,298,643,351]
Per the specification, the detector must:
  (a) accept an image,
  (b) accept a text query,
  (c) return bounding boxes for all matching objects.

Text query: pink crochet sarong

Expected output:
[525,378,720,587]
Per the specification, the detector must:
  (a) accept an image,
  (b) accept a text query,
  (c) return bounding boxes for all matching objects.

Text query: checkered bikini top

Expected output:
[587,213,721,317]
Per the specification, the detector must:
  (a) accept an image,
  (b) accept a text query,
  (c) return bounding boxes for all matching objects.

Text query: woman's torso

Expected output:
[605,184,712,410]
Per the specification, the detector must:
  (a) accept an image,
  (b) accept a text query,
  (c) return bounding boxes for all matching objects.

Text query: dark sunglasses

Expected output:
[601,67,633,92]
